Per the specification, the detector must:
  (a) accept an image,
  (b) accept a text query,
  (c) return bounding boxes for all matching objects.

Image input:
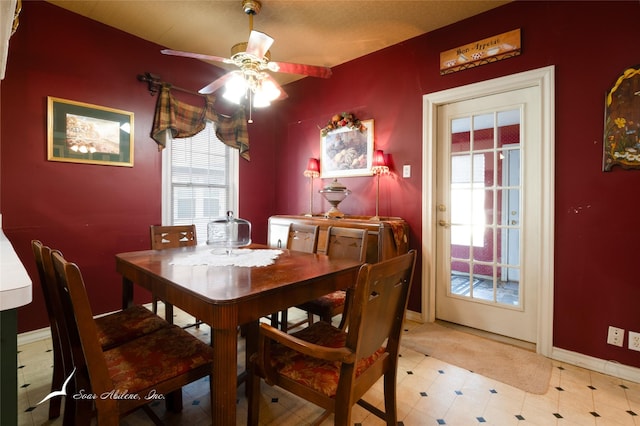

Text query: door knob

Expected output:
[438,220,450,228]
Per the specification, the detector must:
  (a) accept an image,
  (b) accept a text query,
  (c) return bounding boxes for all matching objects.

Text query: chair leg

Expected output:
[383,372,398,425]
[62,381,77,426]
[270,312,279,328]
[333,399,352,426]
[280,309,289,331]
[247,363,261,426]
[164,302,174,324]
[166,388,183,412]
[152,296,158,314]
[72,396,93,426]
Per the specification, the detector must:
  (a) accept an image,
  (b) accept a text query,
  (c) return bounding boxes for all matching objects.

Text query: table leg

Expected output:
[122,277,133,309]
[211,324,239,425]
[243,321,259,397]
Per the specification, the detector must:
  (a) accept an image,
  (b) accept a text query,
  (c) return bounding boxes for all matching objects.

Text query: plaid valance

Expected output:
[151,84,250,160]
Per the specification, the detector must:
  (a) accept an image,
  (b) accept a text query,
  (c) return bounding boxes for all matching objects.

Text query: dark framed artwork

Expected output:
[603,65,640,171]
[320,119,374,178]
[47,96,134,167]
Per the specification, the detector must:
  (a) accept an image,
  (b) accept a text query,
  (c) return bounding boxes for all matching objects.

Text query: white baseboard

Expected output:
[17,327,51,346]
[406,309,425,323]
[551,347,640,384]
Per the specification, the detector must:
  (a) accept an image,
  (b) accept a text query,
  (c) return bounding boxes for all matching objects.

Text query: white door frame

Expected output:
[421,66,555,356]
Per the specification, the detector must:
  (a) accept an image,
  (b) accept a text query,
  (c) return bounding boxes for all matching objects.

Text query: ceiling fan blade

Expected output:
[268,61,332,79]
[245,30,274,60]
[199,72,238,94]
[161,49,229,64]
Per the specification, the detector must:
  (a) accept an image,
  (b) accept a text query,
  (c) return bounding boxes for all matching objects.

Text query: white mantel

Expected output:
[0,214,31,310]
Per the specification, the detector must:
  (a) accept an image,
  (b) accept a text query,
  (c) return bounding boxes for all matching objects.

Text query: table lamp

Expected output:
[371,150,389,221]
[303,158,320,216]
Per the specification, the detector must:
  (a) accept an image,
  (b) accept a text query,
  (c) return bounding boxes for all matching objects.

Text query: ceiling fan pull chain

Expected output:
[248,91,254,124]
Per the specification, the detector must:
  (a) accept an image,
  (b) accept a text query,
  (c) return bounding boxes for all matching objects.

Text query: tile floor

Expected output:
[17,307,640,425]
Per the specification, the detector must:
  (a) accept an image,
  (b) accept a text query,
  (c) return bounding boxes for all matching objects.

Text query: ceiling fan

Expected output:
[161,0,332,108]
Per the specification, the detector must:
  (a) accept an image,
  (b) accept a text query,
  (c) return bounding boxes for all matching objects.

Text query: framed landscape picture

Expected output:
[320,119,374,178]
[47,96,134,167]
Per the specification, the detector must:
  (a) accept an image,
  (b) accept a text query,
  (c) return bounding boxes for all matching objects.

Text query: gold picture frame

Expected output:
[47,96,134,167]
[602,66,640,171]
[320,119,374,178]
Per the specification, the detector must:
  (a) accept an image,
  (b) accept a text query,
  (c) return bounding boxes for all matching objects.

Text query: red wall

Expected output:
[0,1,276,333]
[3,1,640,370]
[260,0,640,368]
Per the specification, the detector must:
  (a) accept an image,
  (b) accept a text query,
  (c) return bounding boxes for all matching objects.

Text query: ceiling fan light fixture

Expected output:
[252,77,280,108]
[223,72,247,104]
[252,93,271,108]
[259,78,281,101]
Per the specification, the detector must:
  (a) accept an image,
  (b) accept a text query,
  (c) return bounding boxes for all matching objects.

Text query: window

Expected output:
[162,121,239,242]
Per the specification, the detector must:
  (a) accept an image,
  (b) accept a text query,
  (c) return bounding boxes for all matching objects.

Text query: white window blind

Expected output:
[162,121,239,242]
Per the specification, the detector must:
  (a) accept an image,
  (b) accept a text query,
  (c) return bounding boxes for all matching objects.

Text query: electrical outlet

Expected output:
[607,326,624,347]
[628,331,640,352]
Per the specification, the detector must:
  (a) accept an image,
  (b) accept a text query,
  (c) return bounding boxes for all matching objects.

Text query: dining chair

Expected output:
[31,240,170,421]
[149,224,201,327]
[296,226,367,329]
[271,224,320,331]
[248,249,417,426]
[51,249,215,426]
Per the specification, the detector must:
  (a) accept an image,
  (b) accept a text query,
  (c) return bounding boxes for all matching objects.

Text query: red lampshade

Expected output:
[305,158,320,173]
[372,150,386,168]
[304,157,320,178]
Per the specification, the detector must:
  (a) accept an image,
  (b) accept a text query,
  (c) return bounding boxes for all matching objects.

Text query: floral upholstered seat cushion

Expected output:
[269,321,385,398]
[298,290,345,311]
[103,325,214,393]
[95,305,169,350]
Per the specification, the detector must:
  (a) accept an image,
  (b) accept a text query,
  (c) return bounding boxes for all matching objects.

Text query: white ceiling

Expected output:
[46,0,510,87]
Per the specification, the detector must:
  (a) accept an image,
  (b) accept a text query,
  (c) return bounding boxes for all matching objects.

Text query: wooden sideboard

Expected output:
[268,215,409,264]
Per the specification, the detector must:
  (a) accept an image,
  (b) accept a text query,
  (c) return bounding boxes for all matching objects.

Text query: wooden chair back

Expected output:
[149,224,198,322]
[51,250,214,424]
[30,241,71,421]
[51,251,116,421]
[324,226,367,262]
[348,249,416,363]
[150,225,197,250]
[286,223,319,253]
[268,224,321,330]
[338,249,416,423]
[249,250,417,425]
[324,226,368,327]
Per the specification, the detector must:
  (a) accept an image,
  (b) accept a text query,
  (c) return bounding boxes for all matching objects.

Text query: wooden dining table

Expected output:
[115,244,361,425]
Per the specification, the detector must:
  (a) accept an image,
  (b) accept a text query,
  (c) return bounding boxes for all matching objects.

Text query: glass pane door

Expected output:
[448,109,522,308]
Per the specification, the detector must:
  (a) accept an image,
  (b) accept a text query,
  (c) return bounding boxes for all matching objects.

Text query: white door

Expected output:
[435,86,540,343]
